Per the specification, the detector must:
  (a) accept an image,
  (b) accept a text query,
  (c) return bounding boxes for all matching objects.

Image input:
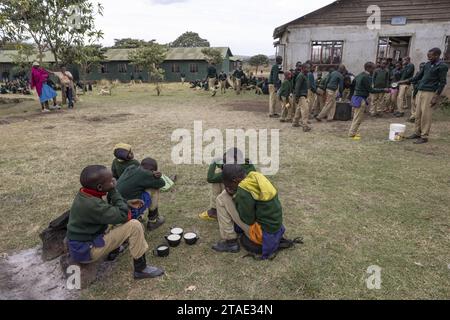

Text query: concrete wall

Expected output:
[279,22,450,96]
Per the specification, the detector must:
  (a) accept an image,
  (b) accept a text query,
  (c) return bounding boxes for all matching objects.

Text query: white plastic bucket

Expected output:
[389,124,406,141]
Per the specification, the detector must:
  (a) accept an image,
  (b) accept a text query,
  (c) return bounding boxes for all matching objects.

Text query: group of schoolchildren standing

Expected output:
[267,47,448,144]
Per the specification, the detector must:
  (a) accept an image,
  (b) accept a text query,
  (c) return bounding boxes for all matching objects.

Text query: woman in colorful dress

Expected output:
[30,62,59,112]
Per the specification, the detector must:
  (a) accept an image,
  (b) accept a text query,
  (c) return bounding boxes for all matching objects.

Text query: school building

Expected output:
[273,0,450,95]
[0,46,237,83]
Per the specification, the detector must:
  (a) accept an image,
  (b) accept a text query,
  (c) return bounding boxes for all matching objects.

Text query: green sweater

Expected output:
[325,71,344,92]
[268,64,281,86]
[354,72,386,98]
[373,68,390,88]
[411,60,448,95]
[116,165,165,200]
[111,159,140,179]
[207,66,217,79]
[207,162,256,184]
[67,189,129,242]
[234,187,283,233]
[279,79,292,98]
[294,72,308,98]
[400,63,415,81]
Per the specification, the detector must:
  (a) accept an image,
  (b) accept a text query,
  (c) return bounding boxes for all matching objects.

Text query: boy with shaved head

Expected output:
[67,165,164,279]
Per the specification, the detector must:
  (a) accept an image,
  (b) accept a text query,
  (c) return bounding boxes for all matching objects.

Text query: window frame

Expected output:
[99,63,109,74]
[310,40,344,70]
[189,63,198,73]
[444,36,450,63]
[118,63,128,73]
[172,63,180,73]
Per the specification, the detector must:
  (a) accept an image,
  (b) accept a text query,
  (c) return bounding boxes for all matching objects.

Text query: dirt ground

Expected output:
[0,83,449,300]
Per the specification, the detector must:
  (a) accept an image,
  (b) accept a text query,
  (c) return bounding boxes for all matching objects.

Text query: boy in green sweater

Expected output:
[200,148,256,221]
[212,164,285,260]
[316,65,346,122]
[111,143,140,179]
[279,71,293,123]
[370,60,390,117]
[66,165,164,279]
[293,63,312,132]
[117,158,166,231]
[349,62,390,140]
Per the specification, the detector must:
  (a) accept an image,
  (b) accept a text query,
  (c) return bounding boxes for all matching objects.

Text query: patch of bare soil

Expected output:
[225,100,267,113]
[0,247,77,300]
[82,113,133,123]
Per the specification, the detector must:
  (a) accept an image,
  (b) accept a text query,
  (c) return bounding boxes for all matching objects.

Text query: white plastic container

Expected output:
[389,124,406,141]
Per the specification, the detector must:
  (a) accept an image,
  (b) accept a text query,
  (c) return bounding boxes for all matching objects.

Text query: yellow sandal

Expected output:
[199,211,217,221]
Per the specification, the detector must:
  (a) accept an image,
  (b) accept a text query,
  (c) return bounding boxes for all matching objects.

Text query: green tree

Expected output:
[11,43,37,68]
[201,48,223,66]
[0,0,104,64]
[249,54,269,74]
[170,31,210,48]
[112,38,156,49]
[129,42,167,95]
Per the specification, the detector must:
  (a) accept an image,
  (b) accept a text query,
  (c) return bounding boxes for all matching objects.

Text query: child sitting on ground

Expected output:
[116,158,166,231]
[66,165,164,279]
[212,164,285,260]
[111,143,140,179]
[199,148,256,221]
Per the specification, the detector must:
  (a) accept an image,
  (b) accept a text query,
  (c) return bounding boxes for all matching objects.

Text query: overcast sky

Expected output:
[94,0,336,56]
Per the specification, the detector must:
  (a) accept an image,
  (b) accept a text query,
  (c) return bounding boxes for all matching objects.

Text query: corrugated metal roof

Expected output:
[0,50,56,63]
[0,46,233,63]
[274,0,450,38]
[165,47,231,61]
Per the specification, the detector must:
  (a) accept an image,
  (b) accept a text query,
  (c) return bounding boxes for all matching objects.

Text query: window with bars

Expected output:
[190,63,198,73]
[445,36,450,63]
[172,63,180,73]
[118,63,128,73]
[311,41,343,66]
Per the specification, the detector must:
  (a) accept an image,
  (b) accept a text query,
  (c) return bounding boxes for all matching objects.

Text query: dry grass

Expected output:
[0,83,449,300]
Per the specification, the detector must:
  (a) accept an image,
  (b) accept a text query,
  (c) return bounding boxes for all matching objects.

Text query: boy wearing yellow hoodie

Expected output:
[212,164,285,260]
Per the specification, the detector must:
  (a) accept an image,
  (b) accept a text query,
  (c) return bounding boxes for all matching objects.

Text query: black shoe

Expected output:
[147,215,166,232]
[106,243,127,261]
[303,126,312,132]
[212,240,240,253]
[292,123,301,128]
[408,118,415,123]
[133,255,164,279]
[414,138,428,144]
[407,134,421,140]
[314,116,322,122]
[395,112,405,118]
[280,119,286,123]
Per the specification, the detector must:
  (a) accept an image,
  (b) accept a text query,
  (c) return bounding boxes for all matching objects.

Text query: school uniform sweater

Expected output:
[308,72,316,92]
[268,64,282,86]
[325,71,344,93]
[116,165,165,200]
[207,66,217,79]
[234,172,283,234]
[233,69,245,80]
[353,72,386,98]
[410,60,448,95]
[373,68,390,88]
[279,79,292,98]
[400,63,415,81]
[67,189,130,242]
[111,159,140,179]
[207,161,256,184]
[294,72,309,98]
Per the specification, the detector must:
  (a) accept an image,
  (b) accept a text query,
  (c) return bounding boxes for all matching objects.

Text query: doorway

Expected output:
[376,36,411,63]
